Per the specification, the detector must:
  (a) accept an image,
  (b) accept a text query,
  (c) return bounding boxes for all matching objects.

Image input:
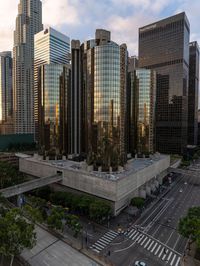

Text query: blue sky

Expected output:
[0,0,200,55]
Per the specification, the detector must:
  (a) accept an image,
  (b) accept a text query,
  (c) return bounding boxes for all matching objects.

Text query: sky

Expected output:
[1,0,200,56]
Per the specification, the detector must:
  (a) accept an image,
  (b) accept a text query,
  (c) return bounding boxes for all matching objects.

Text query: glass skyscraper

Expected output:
[82,29,128,170]
[34,27,70,142]
[38,64,71,153]
[139,12,190,154]
[134,69,156,155]
[188,41,199,145]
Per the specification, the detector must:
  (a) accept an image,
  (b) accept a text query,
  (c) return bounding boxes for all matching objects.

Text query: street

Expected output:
[89,161,200,266]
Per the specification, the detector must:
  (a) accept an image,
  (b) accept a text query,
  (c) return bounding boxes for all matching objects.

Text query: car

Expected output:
[134,261,147,266]
[179,189,183,193]
[184,182,187,185]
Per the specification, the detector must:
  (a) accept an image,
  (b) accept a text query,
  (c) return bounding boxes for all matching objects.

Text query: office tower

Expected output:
[127,56,138,155]
[188,42,199,145]
[134,69,156,155]
[38,64,71,153]
[34,27,70,141]
[13,0,43,134]
[0,52,13,123]
[139,13,190,154]
[82,29,128,170]
[128,56,138,72]
[69,40,82,156]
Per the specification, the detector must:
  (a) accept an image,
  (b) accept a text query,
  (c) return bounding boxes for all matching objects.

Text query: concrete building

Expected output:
[188,41,199,145]
[34,27,70,141]
[19,153,170,215]
[0,52,13,124]
[13,0,43,134]
[139,12,190,154]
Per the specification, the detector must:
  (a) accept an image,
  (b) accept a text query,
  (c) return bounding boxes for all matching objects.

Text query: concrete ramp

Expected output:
[0,174,62,198]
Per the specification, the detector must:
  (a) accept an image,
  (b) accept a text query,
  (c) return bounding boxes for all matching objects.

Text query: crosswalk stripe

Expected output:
[144,239,151,248]
[135,234,142,242]
[154,244,161,255]
[141,236,148,246]
[147,240,154,250]
[96,239,109,245]
[132,232,140,241]
[162,249,168,260]
[109,231,118,236]
[94,242,105,249]
[175,257,181,266]
[137,235,145,244]
[170,254,177,266]
[166,251,172,262]
[92,245,103,251]
[158,247,164,258]
[151,242,158,253]
[129,230,137,238]
[92,248,100,253]
[102,235,113,241]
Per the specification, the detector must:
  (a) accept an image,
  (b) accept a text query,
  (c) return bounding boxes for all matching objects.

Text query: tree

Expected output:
[47,207,66,231]
[22,205,43,224]
[0,208,36,266]
[66,214,82,237]
[89,200,111,223]
[131,197,145,209]
[178,207,200,249]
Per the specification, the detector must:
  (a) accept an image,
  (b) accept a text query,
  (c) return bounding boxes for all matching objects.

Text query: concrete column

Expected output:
[139,189,146,199]
[146,186,151,196]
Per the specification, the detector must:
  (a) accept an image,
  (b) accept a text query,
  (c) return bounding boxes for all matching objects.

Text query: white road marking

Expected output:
[144,239,151,248]
[174,257,181,266]
[141,236,148,245]
[147,240,154,250]
[151,242,158,252]
[154,244,161,255]
[137,235,145,244]
[170,254,177,266]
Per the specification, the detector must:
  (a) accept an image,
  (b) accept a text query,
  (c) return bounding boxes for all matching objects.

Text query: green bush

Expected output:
[131,197,145,209]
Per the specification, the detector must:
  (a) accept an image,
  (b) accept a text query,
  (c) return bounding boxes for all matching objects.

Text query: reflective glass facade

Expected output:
[135,69,156,154]
[83,30,127,169]
[139,12,190,154]
[188,42,199,145]
[38,64,71,153]
[34,27,70,142]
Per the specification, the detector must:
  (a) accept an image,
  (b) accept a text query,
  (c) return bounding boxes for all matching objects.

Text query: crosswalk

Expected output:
[90,230,118,253]
[125,228,181,266]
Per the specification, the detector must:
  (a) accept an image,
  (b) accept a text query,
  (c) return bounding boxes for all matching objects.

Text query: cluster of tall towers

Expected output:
[0,0,199,168]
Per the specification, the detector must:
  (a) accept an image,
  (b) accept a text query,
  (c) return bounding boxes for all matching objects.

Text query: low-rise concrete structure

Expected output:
[19,153,170,215]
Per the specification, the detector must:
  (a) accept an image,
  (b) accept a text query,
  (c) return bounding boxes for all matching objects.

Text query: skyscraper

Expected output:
[133,69,156,155]
[0,52,13,123]
[188,41,199,145]
[70,40,82,156]
[82,29,128,170]
[34,27,70,141]
[38,64,71,153]
[13,0,43,134]
[139,12,190,154]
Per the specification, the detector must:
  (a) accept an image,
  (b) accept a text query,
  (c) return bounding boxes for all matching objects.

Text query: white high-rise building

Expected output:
[34,27,70,141]
[13,0,43,134]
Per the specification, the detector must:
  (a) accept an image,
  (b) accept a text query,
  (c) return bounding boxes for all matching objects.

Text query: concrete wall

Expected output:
[19,155,170,216]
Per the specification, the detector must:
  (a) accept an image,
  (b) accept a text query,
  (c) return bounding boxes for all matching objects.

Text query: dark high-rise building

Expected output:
[38,64,71,153]
[0,52,13,123]
[188,41,199,145]
[81,29,128,170]
[139,12,190,154]
[70,40,82,156]
[128,68,156,155]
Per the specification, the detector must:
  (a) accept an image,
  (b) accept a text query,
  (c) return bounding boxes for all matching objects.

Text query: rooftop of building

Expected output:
[139,12,189,33]
[18,153,169,182]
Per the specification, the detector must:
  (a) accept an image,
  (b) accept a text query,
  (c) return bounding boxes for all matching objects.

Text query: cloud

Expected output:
[1,0,200,55]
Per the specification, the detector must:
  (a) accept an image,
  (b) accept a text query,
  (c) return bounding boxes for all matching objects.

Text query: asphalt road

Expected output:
[90,161,200,266]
